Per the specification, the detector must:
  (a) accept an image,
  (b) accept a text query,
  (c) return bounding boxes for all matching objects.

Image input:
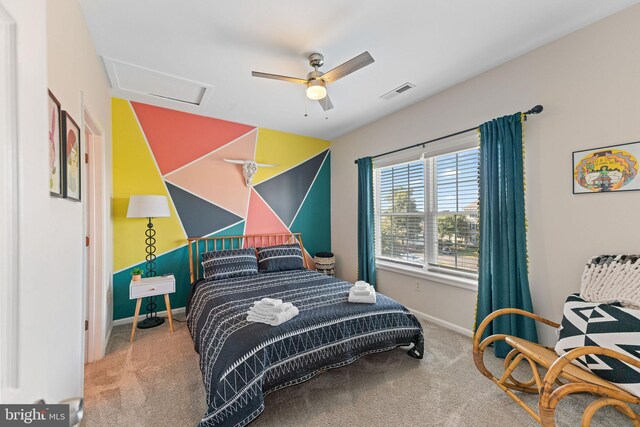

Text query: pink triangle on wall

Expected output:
[132,101,255,175]
[244,189,290,237]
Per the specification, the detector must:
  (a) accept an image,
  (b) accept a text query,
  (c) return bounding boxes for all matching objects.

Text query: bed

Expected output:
[186,233,424,427]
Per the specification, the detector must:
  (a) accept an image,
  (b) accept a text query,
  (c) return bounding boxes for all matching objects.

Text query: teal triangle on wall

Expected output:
[254,150,329,227]
[113,221,246,321]
[290,152,331,258]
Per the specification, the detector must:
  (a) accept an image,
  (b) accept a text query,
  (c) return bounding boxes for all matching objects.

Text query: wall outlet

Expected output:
[415,280,421,292]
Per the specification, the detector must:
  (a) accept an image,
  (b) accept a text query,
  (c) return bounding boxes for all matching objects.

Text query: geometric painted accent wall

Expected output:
[112,98,331,320]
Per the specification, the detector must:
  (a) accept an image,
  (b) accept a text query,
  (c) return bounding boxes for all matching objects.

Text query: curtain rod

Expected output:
[353,105,543,164]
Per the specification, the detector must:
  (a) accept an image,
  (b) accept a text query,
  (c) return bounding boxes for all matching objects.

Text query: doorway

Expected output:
[82,101,107,366]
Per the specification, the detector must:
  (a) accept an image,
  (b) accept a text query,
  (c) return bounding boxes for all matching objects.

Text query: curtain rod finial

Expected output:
[525,105,543,115]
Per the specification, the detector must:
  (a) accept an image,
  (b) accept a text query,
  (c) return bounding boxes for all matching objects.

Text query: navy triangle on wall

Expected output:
[254,150,329,227]
[166,182,242,237]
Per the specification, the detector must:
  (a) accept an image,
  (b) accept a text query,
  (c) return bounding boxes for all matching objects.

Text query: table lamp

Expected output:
[127,195,171,329]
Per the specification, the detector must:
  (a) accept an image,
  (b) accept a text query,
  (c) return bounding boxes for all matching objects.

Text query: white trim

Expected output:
[376,260,478,292]
[408,308,474,337]
[104,325,112,353]
[373,130,478,168]
[374,137,480,286]
[113,307,186,326]
[81,98,109,364]
[0,5,19,400]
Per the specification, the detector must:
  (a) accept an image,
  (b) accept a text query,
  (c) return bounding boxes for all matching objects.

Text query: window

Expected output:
[375,146,479,281]
[378,161,425,265]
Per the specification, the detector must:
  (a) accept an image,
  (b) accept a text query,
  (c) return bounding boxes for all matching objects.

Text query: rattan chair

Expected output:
[473,308,640,426]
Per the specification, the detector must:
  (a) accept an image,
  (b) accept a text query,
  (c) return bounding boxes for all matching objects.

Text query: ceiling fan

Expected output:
[251,51,375,111]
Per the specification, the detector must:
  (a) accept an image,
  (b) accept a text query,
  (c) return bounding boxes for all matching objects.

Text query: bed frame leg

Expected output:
[407,335,424,359]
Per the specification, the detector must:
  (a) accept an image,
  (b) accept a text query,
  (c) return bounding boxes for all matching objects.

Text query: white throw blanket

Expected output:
[580,255,640,309]
[247,299,299,326]
[349,281,376,304]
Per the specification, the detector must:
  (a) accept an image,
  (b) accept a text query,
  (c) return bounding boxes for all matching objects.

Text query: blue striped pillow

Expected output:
[256,244,305,272]
[201,248,258,280]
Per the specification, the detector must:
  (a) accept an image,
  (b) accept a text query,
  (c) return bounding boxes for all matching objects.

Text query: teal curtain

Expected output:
[357,157,376,288]
[475,113,538,358]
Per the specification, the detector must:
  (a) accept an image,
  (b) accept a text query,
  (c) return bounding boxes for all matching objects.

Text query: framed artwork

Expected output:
[573,141,640,194]
[48,90,63,197]
[61,111,81,201]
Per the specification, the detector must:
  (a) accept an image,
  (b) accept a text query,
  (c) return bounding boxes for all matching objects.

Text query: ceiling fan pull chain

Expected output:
[324,87,329,120]
[304,90,308,117]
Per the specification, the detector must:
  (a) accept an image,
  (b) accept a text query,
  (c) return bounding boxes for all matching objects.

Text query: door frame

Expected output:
[81,95,108,364]
[0,3,19,402]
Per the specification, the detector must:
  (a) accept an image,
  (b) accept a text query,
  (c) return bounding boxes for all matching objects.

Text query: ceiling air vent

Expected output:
[101,57,214,108]
[380,82,416,100]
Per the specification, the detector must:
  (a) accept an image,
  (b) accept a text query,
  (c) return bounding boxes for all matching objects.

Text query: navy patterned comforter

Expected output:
[187,269,424,426]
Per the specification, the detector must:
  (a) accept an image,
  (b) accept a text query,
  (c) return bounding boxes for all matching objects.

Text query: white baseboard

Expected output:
[408,307,474,337]
[103,325,112,357]
[113,307,186,326]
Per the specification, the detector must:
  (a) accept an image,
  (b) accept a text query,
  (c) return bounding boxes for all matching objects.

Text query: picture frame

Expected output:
[61,111,82,201]
[573,141,640,194]
[48,90,63,198]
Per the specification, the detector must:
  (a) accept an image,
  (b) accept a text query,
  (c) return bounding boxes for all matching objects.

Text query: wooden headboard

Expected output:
[187,233,308,283]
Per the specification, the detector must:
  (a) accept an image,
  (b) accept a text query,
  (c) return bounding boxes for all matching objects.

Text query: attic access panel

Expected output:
[103,57,214,107]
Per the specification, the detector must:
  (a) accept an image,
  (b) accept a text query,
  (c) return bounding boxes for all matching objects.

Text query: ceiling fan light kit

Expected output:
[306,79,327,100]
[252,51,374,112]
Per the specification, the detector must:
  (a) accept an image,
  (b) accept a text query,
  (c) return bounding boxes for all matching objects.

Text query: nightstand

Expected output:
[129,275,176,342]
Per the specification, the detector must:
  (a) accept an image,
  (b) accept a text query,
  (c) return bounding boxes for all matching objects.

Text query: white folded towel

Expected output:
[349,283,376,304]
[252,302,293,316]
[247,305,299,326]
[259,297,283,307]
[349,292,377,304]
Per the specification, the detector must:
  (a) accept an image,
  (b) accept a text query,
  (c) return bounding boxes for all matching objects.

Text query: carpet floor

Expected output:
[82,317,638,426]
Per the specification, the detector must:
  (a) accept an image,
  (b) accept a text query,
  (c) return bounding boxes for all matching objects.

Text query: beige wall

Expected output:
[46,0,112,400]
[331,5,640,343]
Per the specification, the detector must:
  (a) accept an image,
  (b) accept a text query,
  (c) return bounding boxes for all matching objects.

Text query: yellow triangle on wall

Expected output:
[112,98,187,272]
[252,128,330,185]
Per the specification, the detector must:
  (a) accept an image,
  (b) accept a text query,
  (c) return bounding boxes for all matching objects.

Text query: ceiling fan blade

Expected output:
[251,71,307,85]
[318,95,334,111]
[321,51,374,84]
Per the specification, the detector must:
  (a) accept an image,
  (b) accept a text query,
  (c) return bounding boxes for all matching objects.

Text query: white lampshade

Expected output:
[306,80,327,100]
[126,195,170,218]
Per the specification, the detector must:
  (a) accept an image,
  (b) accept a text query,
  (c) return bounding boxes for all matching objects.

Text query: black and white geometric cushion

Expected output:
[256,244,305,273]
[555,294,640,397]
[201,248,258,280]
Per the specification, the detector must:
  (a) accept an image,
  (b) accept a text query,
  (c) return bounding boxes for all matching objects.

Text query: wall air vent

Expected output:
[101,56,214,108]
[380,82,416,100]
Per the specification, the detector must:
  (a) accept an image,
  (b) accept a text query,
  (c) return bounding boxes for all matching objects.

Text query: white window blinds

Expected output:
[375,145,479,280]
[377,161,425,265]
[426,148,479,276]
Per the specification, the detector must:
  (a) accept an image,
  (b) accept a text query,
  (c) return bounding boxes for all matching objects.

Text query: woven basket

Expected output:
[314,252,335,276]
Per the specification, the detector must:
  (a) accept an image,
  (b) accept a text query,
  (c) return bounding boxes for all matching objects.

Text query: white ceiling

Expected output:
[80,0,639,140]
